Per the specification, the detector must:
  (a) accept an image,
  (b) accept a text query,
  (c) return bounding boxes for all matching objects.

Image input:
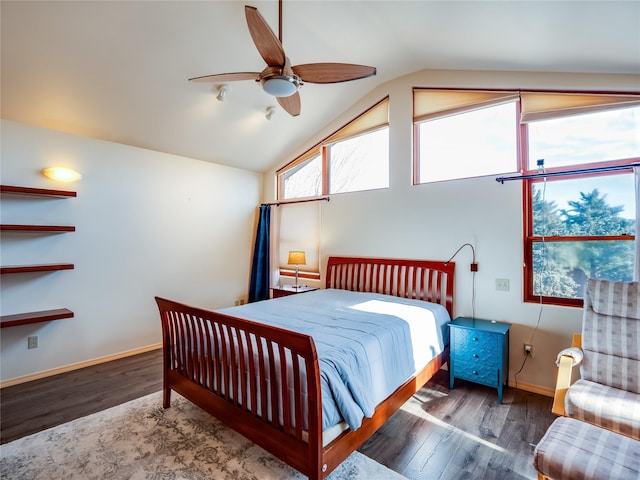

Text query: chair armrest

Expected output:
[551,334,582,417]
[552,354,575,416]
[571,333,582,349]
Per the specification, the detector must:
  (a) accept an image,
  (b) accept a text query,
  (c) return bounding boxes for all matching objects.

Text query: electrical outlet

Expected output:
[28,335,38,349]
[234,299,246,306]
[523,343,533,357]
[496,278,510,291]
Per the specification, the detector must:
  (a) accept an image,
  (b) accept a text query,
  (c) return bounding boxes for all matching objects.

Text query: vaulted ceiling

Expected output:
[2,1,639,172]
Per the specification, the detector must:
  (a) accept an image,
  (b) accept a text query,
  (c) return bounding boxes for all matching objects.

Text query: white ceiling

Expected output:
[2,1,639,173]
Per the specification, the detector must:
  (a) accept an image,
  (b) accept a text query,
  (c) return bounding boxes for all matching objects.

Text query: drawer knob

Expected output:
[473,337,479,341]
[473,354,479,358]
[472,370,478,375]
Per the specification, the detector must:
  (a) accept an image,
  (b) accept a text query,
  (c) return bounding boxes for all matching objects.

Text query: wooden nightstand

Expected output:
[449,317,511,403]
[272,285,318,298]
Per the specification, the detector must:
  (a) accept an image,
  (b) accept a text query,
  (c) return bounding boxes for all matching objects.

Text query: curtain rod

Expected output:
[496,162,640,184]
[261,196,330,207]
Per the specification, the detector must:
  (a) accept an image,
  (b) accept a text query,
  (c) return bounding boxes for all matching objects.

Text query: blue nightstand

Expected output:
[449,317,511,403]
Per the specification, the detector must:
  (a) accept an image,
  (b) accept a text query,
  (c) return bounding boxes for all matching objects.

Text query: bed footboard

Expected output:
[155,296,324,479]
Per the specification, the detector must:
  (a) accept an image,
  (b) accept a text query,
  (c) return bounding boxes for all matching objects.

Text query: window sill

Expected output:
[279,269,320,281]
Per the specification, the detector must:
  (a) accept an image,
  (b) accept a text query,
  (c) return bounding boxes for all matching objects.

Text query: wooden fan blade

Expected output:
[189,72,259,83]
[278,92,301,117]
[245,6,285,68]
[292,64,376,84]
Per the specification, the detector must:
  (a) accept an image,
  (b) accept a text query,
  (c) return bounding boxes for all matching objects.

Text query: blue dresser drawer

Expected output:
[449,317,511,403]
[453,359,499,387]
[451,328,501,369]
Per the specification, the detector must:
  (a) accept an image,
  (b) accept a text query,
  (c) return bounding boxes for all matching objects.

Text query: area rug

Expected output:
[0,391,407,480]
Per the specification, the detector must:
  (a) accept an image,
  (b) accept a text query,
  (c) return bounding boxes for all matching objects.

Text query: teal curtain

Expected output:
[249,205,271,303]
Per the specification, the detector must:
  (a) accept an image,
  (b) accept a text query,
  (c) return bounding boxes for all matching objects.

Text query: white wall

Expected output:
[264,69,640,394]
[0,120,262,383]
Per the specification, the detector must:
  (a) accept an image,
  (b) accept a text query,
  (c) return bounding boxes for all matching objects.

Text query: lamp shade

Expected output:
[287,251,306,266]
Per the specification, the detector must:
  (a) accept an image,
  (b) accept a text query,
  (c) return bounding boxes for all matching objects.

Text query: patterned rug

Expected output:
[0,391,407,480]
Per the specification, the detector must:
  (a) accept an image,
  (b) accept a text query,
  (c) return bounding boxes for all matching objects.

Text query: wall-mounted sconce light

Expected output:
[42,167,82,182]
[266,106,276,120]
[216,85,229,101]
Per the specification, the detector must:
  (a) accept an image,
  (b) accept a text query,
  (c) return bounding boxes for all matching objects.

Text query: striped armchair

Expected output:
[555,279,640,439]
[535,280,640,480]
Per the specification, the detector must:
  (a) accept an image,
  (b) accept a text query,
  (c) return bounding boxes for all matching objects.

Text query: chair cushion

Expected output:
[534,417,640,480]
[587,279,640,321]
[565,379,640,440]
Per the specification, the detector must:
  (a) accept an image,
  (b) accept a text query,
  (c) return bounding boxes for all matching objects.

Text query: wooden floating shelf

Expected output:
[0,308,74,328]
[0,263,75,274]
[0,185,76,198]
[1,186,77,328]
[1,224,75,232]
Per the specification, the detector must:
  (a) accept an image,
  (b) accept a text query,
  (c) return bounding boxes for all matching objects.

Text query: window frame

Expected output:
[276,97,389,200]
[412,88,522,184]
[523,167,637,307]
[521,92,639,307]
[325,126,390,195]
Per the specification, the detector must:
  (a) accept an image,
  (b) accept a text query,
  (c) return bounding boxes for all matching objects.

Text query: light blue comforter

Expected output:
[219,288,450,431]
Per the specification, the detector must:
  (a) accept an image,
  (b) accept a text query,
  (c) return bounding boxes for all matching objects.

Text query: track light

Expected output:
[216,85,228,101]
[266,106,276,120]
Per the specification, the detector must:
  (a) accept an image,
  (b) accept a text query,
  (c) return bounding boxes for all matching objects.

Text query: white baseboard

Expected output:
[2,346,555,398]
[509,379,554,397]
[0,343,162,389]
[441,364,554,397]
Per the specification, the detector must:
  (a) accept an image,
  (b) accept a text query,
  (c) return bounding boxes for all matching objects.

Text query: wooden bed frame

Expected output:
[155,256,455,479]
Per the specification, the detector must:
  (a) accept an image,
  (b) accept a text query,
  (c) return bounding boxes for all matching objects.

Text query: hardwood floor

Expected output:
[0,349,163,444]
[360,369,555,479]
[0,350,555,479]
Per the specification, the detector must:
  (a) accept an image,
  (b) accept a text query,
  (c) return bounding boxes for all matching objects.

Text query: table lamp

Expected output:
[287,250,306,289]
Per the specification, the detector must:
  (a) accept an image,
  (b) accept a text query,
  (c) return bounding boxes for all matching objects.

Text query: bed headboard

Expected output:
[326,256,455,318]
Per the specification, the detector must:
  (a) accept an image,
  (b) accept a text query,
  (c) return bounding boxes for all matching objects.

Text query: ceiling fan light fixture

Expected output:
[261,76,300,97]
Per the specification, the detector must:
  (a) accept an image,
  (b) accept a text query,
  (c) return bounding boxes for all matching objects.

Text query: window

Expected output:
[523,93,640,306]
[277,98,389,199]
[528,175,636,304]
[524,93,640,169]
[283,153,321,199]
[329,128,389,194]
[413,89,519,183]
[276,201,321,279]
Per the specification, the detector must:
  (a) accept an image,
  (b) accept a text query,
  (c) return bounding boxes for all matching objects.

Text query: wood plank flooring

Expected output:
[0,349,163,444]
[360,369,555,479]
[0,349,555,479]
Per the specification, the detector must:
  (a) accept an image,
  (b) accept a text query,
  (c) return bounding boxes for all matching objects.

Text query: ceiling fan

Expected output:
[189,1,376,117]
